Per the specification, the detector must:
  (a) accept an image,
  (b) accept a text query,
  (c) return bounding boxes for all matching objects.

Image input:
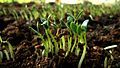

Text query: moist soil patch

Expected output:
[0,4,120,68]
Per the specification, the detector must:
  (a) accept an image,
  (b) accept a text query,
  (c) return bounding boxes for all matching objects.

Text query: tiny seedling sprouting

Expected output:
[0,36,14,63]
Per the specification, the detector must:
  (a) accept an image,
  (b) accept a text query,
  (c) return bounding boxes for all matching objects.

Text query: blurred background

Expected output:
[0,0,119,5]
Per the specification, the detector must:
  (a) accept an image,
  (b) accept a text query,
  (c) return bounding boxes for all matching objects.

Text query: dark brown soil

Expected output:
[0,4,120,68]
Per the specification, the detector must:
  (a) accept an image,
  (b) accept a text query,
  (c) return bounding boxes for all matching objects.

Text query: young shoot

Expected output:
[0,36,14,63]
[78,19,89,68]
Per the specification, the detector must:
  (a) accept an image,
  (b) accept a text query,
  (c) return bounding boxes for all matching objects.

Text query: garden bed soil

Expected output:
[0,4,120,68]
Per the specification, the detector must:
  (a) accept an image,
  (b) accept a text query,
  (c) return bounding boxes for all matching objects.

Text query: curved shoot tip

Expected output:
[104,45,117,50]
[81,19,89,27]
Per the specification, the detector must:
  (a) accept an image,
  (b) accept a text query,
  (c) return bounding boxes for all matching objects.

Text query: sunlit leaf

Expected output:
[32,9,39,20]
[81,19,89,27]
[81,19,89,32]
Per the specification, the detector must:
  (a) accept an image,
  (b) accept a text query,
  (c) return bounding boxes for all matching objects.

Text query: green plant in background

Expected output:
[1,8,7,15]
[0,36,14,63]
[21,9,29,20]
[1,1,120,68]
[31,6,40,20]
[1,2,120,21]
[11,9,19,20]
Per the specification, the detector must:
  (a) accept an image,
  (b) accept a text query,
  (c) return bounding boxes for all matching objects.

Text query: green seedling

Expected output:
[20,9,29,20]
[11,11,16,19]
[2,8,7,15]
[78,19,89,68]
[13,9,19,19]
[29,16,59,57]
[65,36,72,57]
[3,49,10,60]
[61,36,66,51]
[0,36,14,63]
[48,29,59,55]
[44,29,54,56]
[29,26,58,57]
[11,9,19,20]
[19,10,24,19]
[25,7,33,20]
[104,57,108,68]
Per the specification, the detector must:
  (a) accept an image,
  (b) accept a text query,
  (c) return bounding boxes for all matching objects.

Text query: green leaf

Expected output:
[2,8,7,15]
[32,9,39,20]
[3,50,10,60]
[67,15,74,28]
[67,16,74,23]
[7,42,14,61]
[75,10,83,21]
[77,25,81,35]
[29,27,44,40]
[70,22,77,34]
